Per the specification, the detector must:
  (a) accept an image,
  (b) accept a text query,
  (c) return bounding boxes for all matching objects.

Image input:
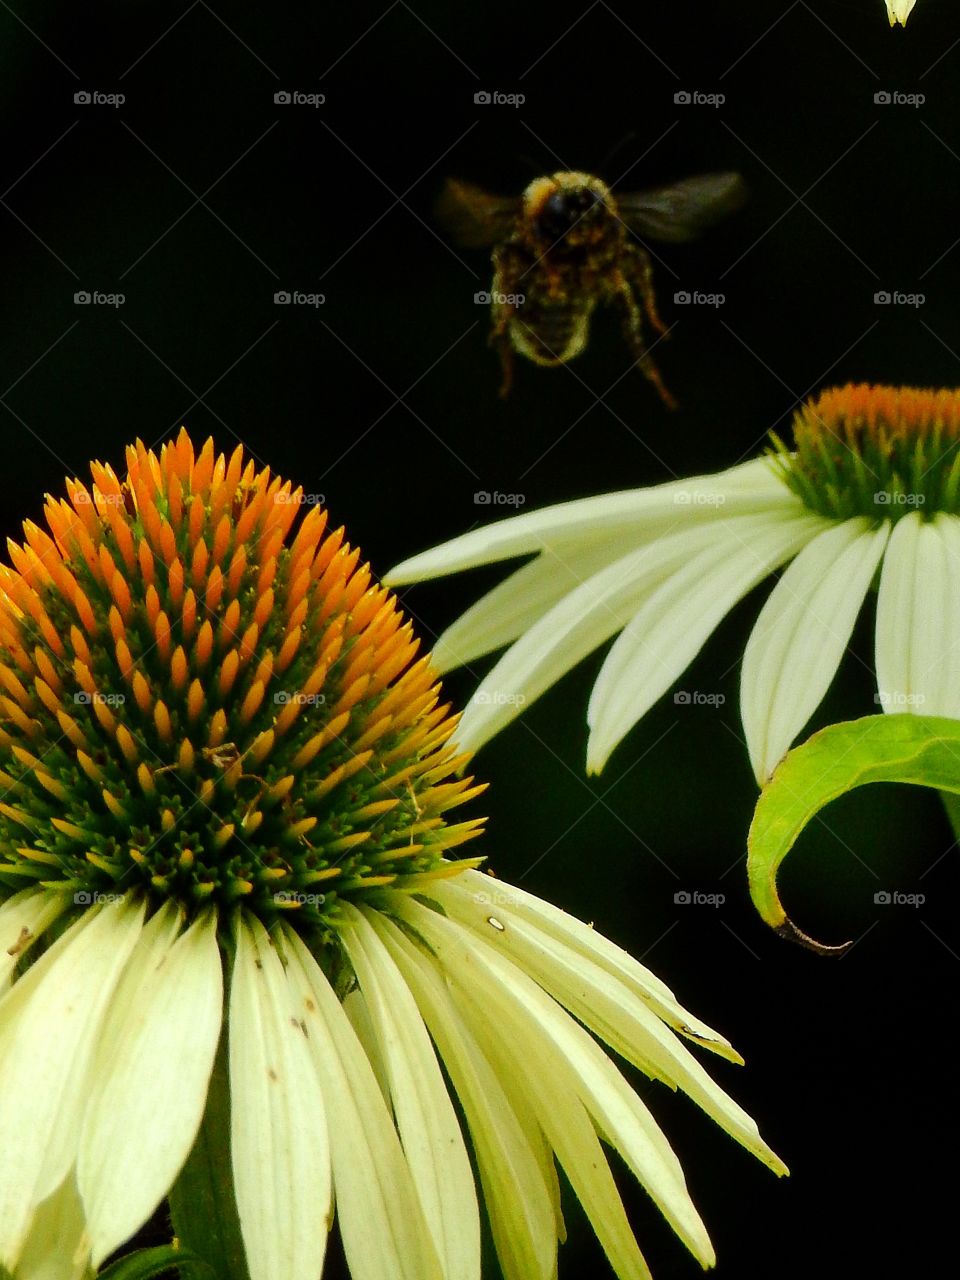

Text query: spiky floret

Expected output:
[771,383,960,522]
[0,431,484,943]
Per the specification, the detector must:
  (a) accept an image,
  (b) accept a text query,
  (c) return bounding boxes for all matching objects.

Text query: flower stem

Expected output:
[940,789,960,844]
[168,1032,250,1280]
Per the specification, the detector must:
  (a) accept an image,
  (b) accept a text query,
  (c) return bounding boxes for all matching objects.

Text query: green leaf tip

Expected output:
[748,713,960,949]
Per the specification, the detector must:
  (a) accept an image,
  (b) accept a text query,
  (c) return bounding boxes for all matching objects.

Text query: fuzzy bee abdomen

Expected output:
[509,300,594,365]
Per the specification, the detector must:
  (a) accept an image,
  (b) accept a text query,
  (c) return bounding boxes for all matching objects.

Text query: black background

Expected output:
[3,1,960,1276]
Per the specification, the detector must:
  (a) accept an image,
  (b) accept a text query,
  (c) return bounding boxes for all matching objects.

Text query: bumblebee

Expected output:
[438,169,746,405]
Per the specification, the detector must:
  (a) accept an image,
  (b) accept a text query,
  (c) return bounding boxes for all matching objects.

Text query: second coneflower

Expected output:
[388,384,960,783]
[0,432,783,1280]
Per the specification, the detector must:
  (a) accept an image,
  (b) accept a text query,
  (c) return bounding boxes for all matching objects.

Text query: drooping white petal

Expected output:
[741,518,889,783]
[280,926,444,1280]
[0,897,145,1269]
[14,1174,91,1280]
[339,904,480,1280]
[385,458,794,584]
[368,909,560,1280]
[430,878,786,1177]
[886,0,917,26]
[452,868,740,1060]
[229,915,330,1280]
[430,537,631,673]
[453,512,809,756]
[587,512,825,773]
[876,513,960,719]
[79,906,223,1267]
[390,893,714,1273]
[0,890,70,987]
[449,960,658,1279]
[930,516,960,713]
[343,987,391,1105]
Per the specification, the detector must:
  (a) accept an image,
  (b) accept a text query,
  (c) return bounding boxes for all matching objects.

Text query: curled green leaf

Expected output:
[747,714,960,952]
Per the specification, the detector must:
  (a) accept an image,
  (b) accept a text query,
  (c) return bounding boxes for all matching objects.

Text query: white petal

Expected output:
[886,0,917,26]
[0,897,145,1268]
[451,977,658,1279]
[741,518,889,782]
[280,927,443,1280]
[454,513,803,756]
[431,537,629,673]
[587,512,824,773]
[343,987,391,1106]
[14,1174,91,1280]
[930,516,960,714]
[451,869,739,1060]
[386,458,793,583]
[339,904,480,1280]
[229,915,330,1280]
[368,909,560,1280]
[390,894,712,1272]
[79,906,223,1266]
[0,890,69,987]
[876,513,960,719]
[431,878,786,1177]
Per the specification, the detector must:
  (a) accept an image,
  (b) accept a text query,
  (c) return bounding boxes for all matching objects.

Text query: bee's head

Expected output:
[523,173,612,248]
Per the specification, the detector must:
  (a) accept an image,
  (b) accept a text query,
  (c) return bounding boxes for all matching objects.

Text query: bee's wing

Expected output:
[436,178,520,248]
[616,171,747,243]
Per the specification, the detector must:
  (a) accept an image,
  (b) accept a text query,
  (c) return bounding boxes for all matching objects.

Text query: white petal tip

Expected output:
[585,736,612,776]
[886,0,916,25]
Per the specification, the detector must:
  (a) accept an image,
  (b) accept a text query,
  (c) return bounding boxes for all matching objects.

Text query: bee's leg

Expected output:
[615,272,677,410]
[493,332,514,399]
[623,243,669,338]
[486,299,514,398]
[488,247,521,398]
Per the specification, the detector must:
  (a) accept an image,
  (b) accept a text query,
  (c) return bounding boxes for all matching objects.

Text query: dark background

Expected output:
[3,1,959,1276]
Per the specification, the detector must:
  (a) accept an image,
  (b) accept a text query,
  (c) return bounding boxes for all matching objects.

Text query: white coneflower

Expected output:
[886,0,917,26]
[0,433,784,1280]
[387,384,960,783]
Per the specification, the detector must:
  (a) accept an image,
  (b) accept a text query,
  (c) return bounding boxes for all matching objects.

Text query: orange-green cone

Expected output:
[0,431,485,944]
